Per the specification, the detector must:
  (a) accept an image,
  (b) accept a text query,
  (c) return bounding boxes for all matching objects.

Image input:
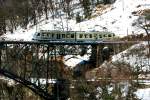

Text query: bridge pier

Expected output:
[90,44,119,68]
[90,44,104,68]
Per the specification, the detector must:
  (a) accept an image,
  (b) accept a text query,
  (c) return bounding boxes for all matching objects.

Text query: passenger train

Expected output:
[32,30,116,41]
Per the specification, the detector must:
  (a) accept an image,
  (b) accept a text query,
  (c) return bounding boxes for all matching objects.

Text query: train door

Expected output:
[56,34,61,39]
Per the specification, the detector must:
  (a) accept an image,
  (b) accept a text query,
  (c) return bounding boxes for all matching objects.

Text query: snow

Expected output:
[134,80,150,85]
[0,76,16,86]
[135,88,150,100]
[72,0,150,36]
[64,54,90,68]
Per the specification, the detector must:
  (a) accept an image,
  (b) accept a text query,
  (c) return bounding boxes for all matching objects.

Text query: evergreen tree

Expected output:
[81,0,92,19]
[103,0,111,5]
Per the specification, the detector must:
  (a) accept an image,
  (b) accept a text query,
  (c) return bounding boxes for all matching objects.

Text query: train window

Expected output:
[108,34,112,37]
[99,35,102,38]
[103,34,107,37]
[89,34,92,38]
[71,34,74,38]
[43,33,47,37]
[84,34,88,38]
[94,34,97,39]
[62,34,65,38]
[46,33,49,37]
[94,34,97,37]
[79,34,83,38]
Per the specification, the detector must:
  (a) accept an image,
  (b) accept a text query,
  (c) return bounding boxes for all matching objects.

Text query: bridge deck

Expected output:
[0,40,141,45]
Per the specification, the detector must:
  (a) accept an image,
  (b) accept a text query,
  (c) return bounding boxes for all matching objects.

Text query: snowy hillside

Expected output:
[112,41,150,72]
[2,0,150,40]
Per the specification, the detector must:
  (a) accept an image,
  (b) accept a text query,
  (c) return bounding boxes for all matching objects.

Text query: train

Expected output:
[32,30,116,41]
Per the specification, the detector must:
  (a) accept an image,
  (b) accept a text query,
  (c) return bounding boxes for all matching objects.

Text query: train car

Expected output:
[75,31,116,42]
[32,30,61,41]
[96,31,116,40]
[76,31,94,41]
[32,30,116,42]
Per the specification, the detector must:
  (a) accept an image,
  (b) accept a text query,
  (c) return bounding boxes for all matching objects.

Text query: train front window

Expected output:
[37,33,40,36]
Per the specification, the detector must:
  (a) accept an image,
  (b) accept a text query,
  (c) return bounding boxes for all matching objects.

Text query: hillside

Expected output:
[1,0,150,40]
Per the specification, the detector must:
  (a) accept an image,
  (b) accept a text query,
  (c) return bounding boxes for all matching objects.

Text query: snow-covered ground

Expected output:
[2,0,150,40]
[64,55,90,68]
[111,41,150,100]
[135,88,150,100]
[112,41,150,72]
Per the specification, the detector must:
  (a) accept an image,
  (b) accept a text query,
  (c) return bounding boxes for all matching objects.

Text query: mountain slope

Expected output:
[2,0,150,40]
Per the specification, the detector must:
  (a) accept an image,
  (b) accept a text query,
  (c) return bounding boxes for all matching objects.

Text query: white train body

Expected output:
[32,30,116,41]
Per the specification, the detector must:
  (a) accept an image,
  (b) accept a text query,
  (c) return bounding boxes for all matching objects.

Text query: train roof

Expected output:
[39,30,61,32]
[37,30,115,34]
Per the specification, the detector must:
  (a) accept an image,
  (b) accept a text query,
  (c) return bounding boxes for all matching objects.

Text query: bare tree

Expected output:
[137,11,150,57]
